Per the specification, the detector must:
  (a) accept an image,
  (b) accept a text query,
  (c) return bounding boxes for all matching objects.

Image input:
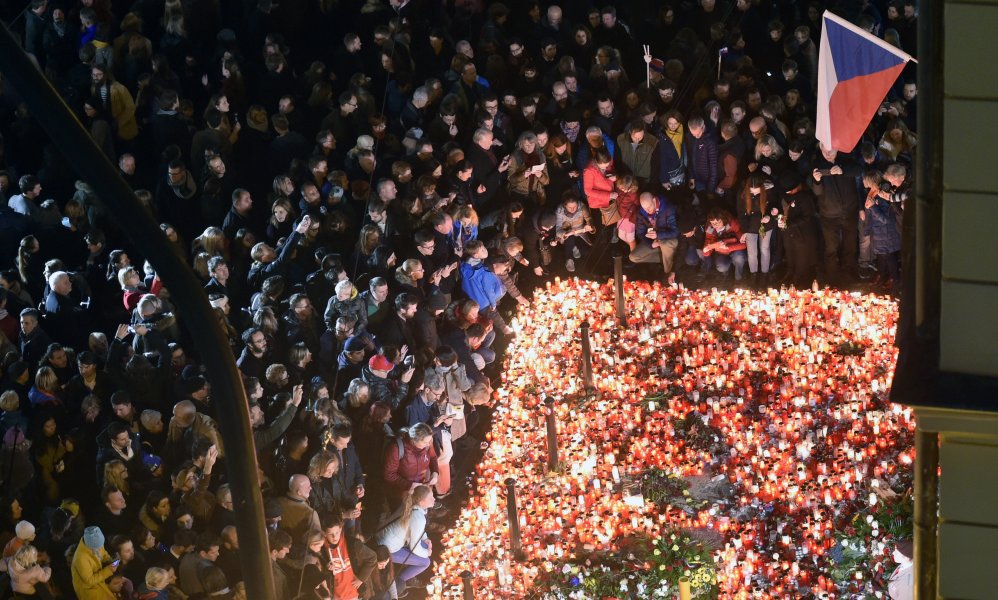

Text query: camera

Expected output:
[403,355,415,367]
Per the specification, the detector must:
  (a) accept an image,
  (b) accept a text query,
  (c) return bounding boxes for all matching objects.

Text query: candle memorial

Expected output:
[433,278,912,598]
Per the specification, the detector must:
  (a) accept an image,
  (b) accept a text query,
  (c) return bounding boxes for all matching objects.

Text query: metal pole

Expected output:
[504,477,523,559]
[580,322,594,391]
[614,254,626,325]
[913,427,939,600]
[461,570,474,600]
[544,396,559,471]
[0,23,276,600]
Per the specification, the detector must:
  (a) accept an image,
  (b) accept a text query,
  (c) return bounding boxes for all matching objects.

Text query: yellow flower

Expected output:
[672,545,679,551]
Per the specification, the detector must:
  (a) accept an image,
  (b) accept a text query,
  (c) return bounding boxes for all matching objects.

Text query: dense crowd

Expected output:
[0,0,917,598]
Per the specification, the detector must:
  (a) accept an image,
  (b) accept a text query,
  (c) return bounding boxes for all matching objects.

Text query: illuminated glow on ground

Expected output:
[431,278,910,599]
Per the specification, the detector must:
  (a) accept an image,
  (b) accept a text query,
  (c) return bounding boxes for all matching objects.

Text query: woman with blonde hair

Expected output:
[341,379,370,425]
[135,565,170,598]
[394,259,427,300]
[5,544,52,596]
[103,459,131,497]
[119,266,163,312]
[878,118,916,162]
[29,366,62,410]
[191,226,228,259]
[375,484,434,592]
[451,204,479,248]
[306,449,345,516]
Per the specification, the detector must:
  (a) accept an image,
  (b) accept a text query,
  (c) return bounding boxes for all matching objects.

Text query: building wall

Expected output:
[939,0,998,377]
[911,2,998,598]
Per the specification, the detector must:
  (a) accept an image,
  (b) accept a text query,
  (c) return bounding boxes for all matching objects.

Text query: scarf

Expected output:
[561,121,581,143]
[665,127,683,157]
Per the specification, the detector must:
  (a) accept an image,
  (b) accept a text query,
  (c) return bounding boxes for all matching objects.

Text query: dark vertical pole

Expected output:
[614,254,626,325]
[913,428,939,600]
[0,23,276,600]
[461,570,474,600]
[504,477,523,559]
[544,396,559,471]
[580,322,594,391]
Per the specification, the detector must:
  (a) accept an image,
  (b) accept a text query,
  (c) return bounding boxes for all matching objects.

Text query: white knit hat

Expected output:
[15,520,35,541]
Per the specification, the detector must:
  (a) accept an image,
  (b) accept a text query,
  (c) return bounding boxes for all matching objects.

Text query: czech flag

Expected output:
[815,11,913,153]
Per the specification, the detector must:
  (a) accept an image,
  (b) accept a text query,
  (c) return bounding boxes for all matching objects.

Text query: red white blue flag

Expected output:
[815,11,913,153]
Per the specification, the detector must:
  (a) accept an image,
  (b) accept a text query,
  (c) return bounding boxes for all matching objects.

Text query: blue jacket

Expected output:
[634,197,679,247]
[576,134,617,171]
[459,263,505,309]
[687,132,719,193]
[865,198,901,255]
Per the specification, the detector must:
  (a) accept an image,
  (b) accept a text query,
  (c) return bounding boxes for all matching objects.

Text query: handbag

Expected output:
[599,201,621,226]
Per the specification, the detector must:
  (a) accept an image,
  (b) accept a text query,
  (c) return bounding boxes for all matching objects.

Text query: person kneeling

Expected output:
[629,192,680,284]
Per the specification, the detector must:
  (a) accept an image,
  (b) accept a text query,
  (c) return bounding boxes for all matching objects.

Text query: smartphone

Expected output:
[111,559,121,567]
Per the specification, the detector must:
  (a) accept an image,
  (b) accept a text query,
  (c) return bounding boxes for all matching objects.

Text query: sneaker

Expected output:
[572,245,581,259]
[566,259,575,272]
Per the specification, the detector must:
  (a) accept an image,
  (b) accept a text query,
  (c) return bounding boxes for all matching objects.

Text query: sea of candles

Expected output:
[432,278,911,599]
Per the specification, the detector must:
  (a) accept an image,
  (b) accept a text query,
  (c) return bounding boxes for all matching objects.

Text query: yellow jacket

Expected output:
[71,540,115,600]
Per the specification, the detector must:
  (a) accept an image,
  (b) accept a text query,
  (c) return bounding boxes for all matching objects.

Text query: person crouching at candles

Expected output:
[887,539,913,599]
[628,191,680,284]
[459,256,515,336]
[554,193,595,273]
[698,208,748,282]
[382,424,439,512]
[375,485,434,597]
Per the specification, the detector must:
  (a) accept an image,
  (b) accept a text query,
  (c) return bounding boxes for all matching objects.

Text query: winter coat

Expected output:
[459,263,505,310]
[687,132,719,193]
[809,155,862,219]
[360,366,408,410]
[382,438,438,499]
[324,290,369,332]
[7,555,52,593]
[634,198,679,248]
[506,150,550,200]
[375,507,430,558]
[865,198,902,255]
[615,133,659,184]
[582,162,616,209]
[71,540,115,600]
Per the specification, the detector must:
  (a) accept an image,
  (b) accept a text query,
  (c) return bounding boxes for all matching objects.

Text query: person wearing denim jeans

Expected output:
[736,174,779,285]
[701,209,748,281]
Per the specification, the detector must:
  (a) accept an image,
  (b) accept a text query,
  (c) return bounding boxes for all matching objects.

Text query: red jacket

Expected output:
[122,277,163,311]
[383,438,438,498]
[582,162,615,209]
[703,216,747,254]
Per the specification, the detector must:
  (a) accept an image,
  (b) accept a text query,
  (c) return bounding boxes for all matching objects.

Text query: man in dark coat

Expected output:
[810,144,863,284]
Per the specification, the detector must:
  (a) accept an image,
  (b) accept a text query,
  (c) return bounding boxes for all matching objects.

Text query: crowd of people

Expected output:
[0,0,916,598]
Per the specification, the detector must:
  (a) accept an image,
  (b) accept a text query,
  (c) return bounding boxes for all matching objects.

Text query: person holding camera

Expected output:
[629,191,680,284]
[361,354,414,411]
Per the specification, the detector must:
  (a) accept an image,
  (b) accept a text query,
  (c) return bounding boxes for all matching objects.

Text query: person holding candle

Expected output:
[554,193,595,272]
[699,208,748,283]
[737,173,779,288]
[375,485,434,597]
